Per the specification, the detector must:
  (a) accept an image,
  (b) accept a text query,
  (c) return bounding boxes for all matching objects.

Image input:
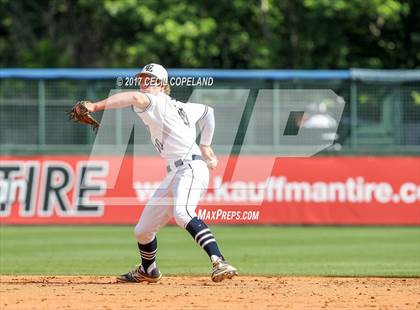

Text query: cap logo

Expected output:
[145,64,154,72]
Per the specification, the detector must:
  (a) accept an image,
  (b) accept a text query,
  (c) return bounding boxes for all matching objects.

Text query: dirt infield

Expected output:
[0,276,419,309]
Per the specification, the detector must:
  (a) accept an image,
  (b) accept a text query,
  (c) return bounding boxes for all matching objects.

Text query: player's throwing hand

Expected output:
[200,145,218,170]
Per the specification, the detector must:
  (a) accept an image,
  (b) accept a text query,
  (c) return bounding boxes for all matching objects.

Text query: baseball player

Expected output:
[73,63,237,283]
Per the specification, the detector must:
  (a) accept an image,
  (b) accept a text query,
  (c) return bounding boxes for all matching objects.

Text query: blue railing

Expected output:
[1,68,419,81]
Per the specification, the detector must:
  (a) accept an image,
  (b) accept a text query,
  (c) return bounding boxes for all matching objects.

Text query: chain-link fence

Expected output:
[0,69,419,155]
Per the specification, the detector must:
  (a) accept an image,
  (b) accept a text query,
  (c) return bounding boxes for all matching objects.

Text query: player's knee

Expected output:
[133,224,155,244]
[173,209,195,228]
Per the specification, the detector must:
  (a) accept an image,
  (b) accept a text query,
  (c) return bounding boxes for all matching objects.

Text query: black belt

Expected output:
[166,155,202,173]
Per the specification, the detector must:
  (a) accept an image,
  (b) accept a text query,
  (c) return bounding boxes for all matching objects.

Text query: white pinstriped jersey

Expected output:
[132,92,209,162]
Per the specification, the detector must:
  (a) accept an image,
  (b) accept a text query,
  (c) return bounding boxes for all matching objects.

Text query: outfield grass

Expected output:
[0,225,419,277]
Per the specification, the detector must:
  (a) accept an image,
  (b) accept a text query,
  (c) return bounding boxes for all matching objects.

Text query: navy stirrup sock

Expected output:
[185,217,224,260]
[138,237,157,273]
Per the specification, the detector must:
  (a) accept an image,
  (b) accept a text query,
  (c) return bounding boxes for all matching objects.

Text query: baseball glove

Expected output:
[67,101,99,131]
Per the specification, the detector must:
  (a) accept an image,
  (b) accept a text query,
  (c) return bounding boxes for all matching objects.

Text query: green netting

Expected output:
[0,72,419,155]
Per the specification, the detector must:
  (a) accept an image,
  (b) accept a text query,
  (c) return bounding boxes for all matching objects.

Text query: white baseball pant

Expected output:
[134,159,209,244]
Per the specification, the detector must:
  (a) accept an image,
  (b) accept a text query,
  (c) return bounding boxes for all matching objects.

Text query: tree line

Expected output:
[1,0,418,68]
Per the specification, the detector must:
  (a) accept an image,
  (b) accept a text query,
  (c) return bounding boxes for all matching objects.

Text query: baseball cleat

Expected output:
[117,265,162,283]
[211,258,238,282]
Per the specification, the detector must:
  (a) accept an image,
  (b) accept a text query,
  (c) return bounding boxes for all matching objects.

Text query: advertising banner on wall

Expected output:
[0,156,419,225]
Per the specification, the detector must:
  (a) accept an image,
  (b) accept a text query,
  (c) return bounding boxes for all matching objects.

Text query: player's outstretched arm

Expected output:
[84,91,150,112]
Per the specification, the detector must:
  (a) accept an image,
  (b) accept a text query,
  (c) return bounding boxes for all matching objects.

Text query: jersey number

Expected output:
[154,138,164,153]
[177,107,190,127]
